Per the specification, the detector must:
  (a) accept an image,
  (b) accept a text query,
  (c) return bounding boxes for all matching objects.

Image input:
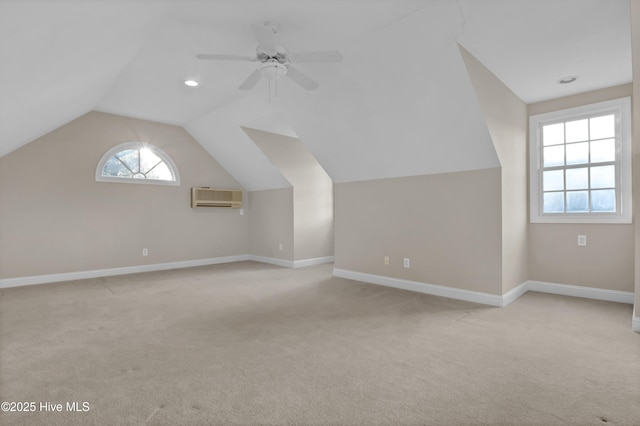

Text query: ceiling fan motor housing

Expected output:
[196,22,341,91]
[256,44,289,64]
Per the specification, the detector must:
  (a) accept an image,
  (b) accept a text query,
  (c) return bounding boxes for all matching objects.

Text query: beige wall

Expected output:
[459,44,529,294]
[529,224,633,291]
[334,168,503,295]
[0,111,248,279]
[632,0,640,310]
[243,128,334,261]
[527,84,634,292]
[294,184,334,260]
[527,84,633,117]
[247,188,294,260]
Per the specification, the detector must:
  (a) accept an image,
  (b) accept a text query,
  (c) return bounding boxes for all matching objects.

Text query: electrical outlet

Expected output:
[384,256,389,265]
[577,235,587,246]
[142,248,148,256]
[278,243,283,251]
[403,258,410,268]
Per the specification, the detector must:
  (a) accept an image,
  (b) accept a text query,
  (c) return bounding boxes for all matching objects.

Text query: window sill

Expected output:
[530,214,632,224]
[96,176,181,186]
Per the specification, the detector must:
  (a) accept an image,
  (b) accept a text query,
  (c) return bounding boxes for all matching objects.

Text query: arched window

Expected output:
[96,142,180,186]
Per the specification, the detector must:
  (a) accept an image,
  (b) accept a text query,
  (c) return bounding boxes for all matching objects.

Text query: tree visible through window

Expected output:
[96,142,180,186]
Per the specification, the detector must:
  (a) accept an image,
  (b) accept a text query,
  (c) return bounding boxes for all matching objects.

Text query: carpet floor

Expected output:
[0,261,638,425]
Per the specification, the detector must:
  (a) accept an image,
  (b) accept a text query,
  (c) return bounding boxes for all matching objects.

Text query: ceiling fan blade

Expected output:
[251,23,277,55]
[285,66,319,91]
[290,50,343,63]
[196,54,255,61]
[239,69,262,90]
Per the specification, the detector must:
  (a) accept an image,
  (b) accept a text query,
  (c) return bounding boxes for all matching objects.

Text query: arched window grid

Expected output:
[96,142,180,186]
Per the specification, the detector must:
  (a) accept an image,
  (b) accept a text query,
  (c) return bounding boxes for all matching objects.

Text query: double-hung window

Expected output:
[529,97,631,224]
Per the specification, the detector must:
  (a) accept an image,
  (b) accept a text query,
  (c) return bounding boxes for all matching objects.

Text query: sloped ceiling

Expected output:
[0,1,175,157]
[0,0,631,191]
[457,0,631,103]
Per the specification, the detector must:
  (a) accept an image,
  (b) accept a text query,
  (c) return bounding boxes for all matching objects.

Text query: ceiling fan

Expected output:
[196,21,342,91]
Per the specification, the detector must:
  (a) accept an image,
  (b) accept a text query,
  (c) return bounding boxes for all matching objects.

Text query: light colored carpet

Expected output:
[0,261,638,425]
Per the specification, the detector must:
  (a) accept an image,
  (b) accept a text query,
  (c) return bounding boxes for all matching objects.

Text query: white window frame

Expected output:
[529,97,631,224]
[96,142,181,186]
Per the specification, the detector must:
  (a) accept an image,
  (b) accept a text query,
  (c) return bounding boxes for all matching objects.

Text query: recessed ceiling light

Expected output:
[184,80,199,87]
[557,76,579,85]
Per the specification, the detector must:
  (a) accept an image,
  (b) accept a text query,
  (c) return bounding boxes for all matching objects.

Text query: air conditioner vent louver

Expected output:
[191,187,242,208]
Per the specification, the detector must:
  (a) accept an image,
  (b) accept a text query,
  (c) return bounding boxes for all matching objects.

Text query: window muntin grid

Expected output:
[529,97,631,224]
[96,142,180,186]
[539,113,618,215]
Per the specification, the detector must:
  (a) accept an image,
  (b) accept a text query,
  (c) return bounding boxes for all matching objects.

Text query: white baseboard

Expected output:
[0,255,250,289]
[332,269,636,309]
[333,268,506,307]
[2,259,634,327]
[501,282,530,307]
[0,254,336,290]
[248,255,334,269]
[527,280,634,304]
[247,255,294,268]
[293,256,335,268]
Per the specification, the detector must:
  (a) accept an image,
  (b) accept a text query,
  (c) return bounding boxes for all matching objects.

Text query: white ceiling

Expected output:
[458,0,631,103]
[0,0,631,190]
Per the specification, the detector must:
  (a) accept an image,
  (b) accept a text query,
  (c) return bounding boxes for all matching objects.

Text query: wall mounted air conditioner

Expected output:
[191,187,242,208]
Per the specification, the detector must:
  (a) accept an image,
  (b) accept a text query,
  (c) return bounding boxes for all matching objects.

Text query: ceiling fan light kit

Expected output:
[196,21,342,91]
[260,60,287,80]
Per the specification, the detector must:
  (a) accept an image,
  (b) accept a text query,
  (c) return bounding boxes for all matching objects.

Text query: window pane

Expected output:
[116,149,139,173]
[566,142,588,165]
[140,148,162,173]
[543,145,564,167]
[146,162,173,180]
[543,192,564,213]
[590,165,615,189]
[102,156,132,177]
[97,143,178,185]
[590,139,615,163]
[590,189,615,212]
[543,123,564,146]
[590,114,615,140]
[566,167,588,190]
[543,170,564,191]
[566,191,588,212]
[565,119,588,143]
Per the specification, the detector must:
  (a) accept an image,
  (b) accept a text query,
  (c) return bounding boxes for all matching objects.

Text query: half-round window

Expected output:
[96,142,180,186]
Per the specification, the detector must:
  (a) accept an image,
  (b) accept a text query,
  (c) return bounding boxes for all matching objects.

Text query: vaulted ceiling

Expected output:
[0,0,631,191]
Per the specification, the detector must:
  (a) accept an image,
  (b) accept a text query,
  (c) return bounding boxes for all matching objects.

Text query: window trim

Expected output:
[529,97,631,224]
[95,142,181,186]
